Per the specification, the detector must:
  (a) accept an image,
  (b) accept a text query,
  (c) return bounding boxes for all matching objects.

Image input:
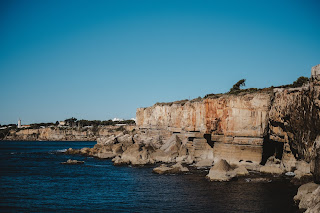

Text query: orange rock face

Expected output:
[136,92,271,137]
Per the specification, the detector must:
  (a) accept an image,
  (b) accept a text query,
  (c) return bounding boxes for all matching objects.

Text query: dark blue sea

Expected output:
[0,141,298,212]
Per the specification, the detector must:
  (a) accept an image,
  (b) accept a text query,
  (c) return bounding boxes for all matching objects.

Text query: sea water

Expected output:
[0,141,298,212]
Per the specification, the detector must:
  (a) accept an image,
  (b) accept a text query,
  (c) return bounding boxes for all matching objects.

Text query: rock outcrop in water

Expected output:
[294,182,320,212]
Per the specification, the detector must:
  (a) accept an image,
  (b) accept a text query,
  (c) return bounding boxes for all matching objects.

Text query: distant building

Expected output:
[18,119,21,128]
[112,118,124,122]
[21,125,30,128]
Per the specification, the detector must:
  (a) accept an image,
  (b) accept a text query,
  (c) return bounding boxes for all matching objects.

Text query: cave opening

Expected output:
[261,135,284,165]
[204,134,214,148]
[188,137,196,141]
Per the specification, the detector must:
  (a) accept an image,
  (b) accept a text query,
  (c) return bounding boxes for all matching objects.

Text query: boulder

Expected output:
[150,149,174,163]
[194,159,214,168]
[206,159,232,181]
[153,163,189,174]
[293,182,320,212]
[294,182,319,202]
[305,186,320,213]
[295,160,311,174]
[260,166,284,174]
[61,159,84,165]
[160,135,181,155]
[259,156,284,174]
[112,156,125,166]
[228,166,249,177]
[65,148,81,155]
[97,152,116,159]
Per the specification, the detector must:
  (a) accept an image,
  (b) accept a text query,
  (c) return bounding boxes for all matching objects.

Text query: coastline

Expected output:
[3,64,320,212]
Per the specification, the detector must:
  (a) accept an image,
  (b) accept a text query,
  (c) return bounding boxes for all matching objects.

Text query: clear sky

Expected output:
[1,0,320,125]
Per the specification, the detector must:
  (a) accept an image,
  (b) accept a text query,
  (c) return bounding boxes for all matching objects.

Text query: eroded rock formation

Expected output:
[135,64,320,181]
[65,65,319,186]
[4,126,134,141]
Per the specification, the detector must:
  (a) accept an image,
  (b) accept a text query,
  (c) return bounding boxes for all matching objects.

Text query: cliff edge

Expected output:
[135,64,320,182]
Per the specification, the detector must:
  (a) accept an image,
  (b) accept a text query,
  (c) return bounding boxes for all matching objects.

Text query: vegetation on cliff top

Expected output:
[0,118,136,140]
[154,76,310,106]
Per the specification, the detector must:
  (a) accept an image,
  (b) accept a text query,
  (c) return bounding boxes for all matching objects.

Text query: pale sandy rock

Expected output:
[260,156,284,174]
[111,143,123,154]
[295,184,320,212]
[265,156,281,166]
[160,135,181,153]
[296,160,311,174]
[311,64,320,80]
[97,135,116,145]
[245,178,272,183]
[294,170,313,180]
[61,159,84,165]
[153,163,189,174]
[305,186,320,213]
[137,93,271,137]
[194,159,214,168]
[149,149,174,163]
[228,166,249,177]
[245,164,261,171]
[294,182,319,202]
[260,166,284,174]
[97,152,115,159]
[213,143,262,166]
[175,156,187,163]
[192,138,214,162]
[206,159,232,181]
[112,156,125,166]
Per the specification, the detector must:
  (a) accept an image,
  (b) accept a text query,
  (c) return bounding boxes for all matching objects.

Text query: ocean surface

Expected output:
[0,141,299,213]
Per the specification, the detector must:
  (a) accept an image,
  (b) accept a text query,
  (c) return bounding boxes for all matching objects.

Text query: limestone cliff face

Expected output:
[5,126,135,141]
[136,64,320,179]
[137,92,271,137]
[137,92,272,165]
[268,86,320,162]
[136,101,206,132]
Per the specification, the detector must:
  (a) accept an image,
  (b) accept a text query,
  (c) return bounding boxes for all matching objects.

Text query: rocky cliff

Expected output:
[64,64,320,184]
[4,126,135,141]
[135,64,320,182]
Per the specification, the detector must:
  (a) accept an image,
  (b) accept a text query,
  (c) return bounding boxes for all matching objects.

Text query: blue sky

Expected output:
[1,0,320,125]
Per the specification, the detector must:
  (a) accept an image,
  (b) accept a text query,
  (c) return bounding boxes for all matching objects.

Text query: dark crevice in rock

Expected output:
[204,134,214,148]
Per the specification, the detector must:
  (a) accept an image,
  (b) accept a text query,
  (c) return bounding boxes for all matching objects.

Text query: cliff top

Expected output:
[143,65,320,108]
[153,76,308,107]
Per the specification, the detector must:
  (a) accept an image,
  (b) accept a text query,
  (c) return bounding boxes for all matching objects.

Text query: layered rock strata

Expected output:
[4,126,134,141]
[134,64,320,181]
[66,65,320,187]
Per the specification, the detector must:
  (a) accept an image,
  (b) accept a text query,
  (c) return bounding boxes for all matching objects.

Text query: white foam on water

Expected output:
[54,149,67,153]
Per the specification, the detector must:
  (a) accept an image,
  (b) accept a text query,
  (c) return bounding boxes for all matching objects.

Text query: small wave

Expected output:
[85,164,109,168]
[49,149,67,154]
[55,149,67,153]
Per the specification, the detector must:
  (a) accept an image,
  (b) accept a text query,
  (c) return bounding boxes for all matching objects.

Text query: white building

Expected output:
[18,119,21,128]
[112,118,124,122]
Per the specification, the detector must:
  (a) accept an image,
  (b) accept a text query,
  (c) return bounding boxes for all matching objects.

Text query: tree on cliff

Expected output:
[229,79,246,94]
[292,76,309,88]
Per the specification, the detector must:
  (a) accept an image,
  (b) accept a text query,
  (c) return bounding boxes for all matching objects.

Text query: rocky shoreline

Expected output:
[65,64,320,212]
[64,126,318,212]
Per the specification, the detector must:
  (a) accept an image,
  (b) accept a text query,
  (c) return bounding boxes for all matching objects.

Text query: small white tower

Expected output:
[18,119,21,128]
